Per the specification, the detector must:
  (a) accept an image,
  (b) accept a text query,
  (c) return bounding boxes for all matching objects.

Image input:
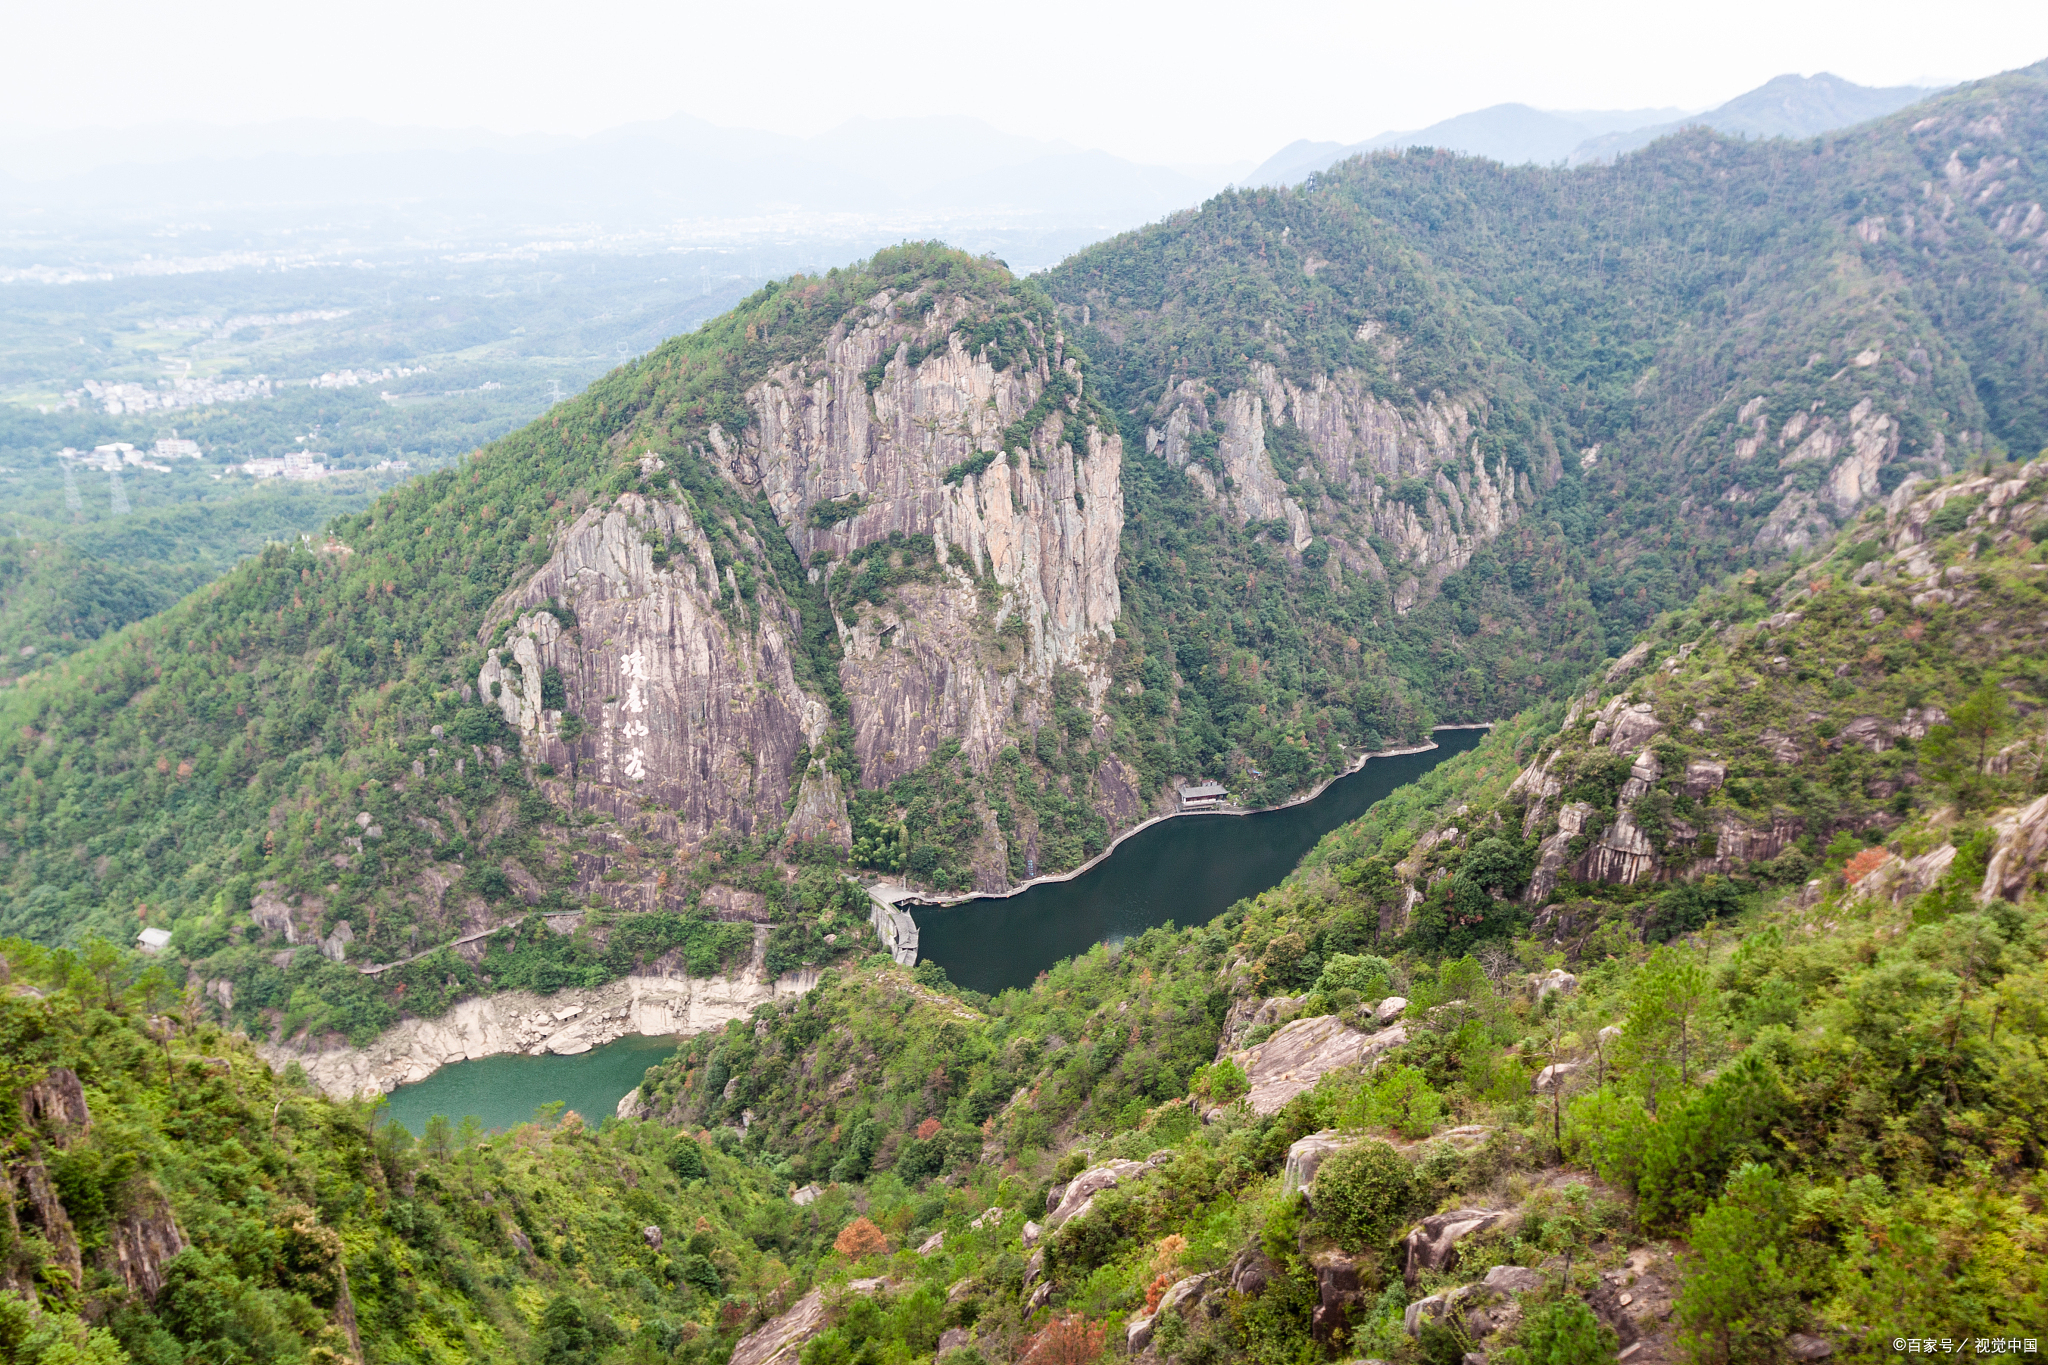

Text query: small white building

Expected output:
[76,443,138,471]
[154,438,202,460]
[136,926,172,954]
[1179,781,1229,810]
[241,450,328,480]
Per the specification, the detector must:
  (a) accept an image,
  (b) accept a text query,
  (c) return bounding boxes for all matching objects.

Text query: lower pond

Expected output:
[916,728,1487,996]
[381,1032,680,1137]
[380,726,1486,1132]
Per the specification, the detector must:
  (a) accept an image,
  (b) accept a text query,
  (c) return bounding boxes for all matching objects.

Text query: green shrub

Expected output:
[1317,952,1394,997]
[1564,1086,1653,1190]
[1494,1298,1616,1365]
[1927,494,1980,536]
[1336,1063,1444,1138]
[1566,1052,1786,1230]
[668,1136,707,1183]
[1309,1141,1415,1251]
[0,1292,129,1365]
[680,1253,722,1297]
[1190,1058,1249,1105]
[806,494,869,528]
[1635,1053,1788,1229]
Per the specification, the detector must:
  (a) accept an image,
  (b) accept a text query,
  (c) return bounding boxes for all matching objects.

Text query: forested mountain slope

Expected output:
[0,941,829,1365]
[1046,59,2048,706]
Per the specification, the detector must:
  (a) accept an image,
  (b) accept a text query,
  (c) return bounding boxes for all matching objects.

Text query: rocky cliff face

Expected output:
[1148,362,1528,611]
[1739,395,1911,552]
[479,284,1126,882]
[480,491,828,847]
[701,287,1123,781]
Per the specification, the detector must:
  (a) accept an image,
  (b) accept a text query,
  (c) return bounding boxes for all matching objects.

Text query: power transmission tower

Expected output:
[109,467,130,516]
[62,458,82,513]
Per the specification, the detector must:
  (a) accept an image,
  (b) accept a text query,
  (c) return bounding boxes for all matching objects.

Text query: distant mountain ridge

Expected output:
[1249,71,1939,182]
[1568,71,1941,164]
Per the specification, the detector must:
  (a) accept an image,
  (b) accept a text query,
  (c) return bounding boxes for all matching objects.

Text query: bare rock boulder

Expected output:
[1482,1265,1544,1294]
[730,1278,895,1365]
[1228,1245,1276,1296]
[1308,1249,1371,1343]
[103,1182,186,1300]
[1044,1152,1172,1228]
[1402,1209,1521,1285]
[1234,1015,1408,1116]
[1127,1272,1214,1350]
[1981,794,2048,902]
[19,1067,92,1146]
[1582,1274,1641,1348]
[1218,994,1304,1053]
[1531,1061,1584,1094]
[1283,1130,1356,1194]
[1404,1291,1448,1337]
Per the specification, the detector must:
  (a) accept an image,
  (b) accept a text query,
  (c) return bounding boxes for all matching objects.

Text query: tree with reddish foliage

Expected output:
[1842,846,1891,885]
[1023,1315,1106,1365]
[833,1216,888,1260]
[915,1117,942,1141]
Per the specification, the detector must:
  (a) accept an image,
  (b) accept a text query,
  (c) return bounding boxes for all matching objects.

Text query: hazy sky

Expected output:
[11,0,2045,166]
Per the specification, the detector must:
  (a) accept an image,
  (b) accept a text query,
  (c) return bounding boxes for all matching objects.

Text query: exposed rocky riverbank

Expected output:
[260,967,821,1101]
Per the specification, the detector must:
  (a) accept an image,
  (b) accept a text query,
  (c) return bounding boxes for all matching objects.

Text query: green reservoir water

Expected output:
[382,1032,680,1137]
[381,727,1486,1131]
[917,728,1487,996]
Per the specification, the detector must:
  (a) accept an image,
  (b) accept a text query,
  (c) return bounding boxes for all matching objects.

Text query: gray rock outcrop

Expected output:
[1126,1271,1214,1350]
[1981,794,2048,903]
[479,288,1131,893]
[101,1181,186,1301]
[1282,1130,1356,1193]
[704,296,1124,797]
[1401,1208,1521,1284]
[1482,1265,1544,1294]
[18,1068,91,1144]
[1233,1014,1409,1115]
[728,1277,895,1365]
[1150,363,1529,611]
[1044,1151,1172,1228]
